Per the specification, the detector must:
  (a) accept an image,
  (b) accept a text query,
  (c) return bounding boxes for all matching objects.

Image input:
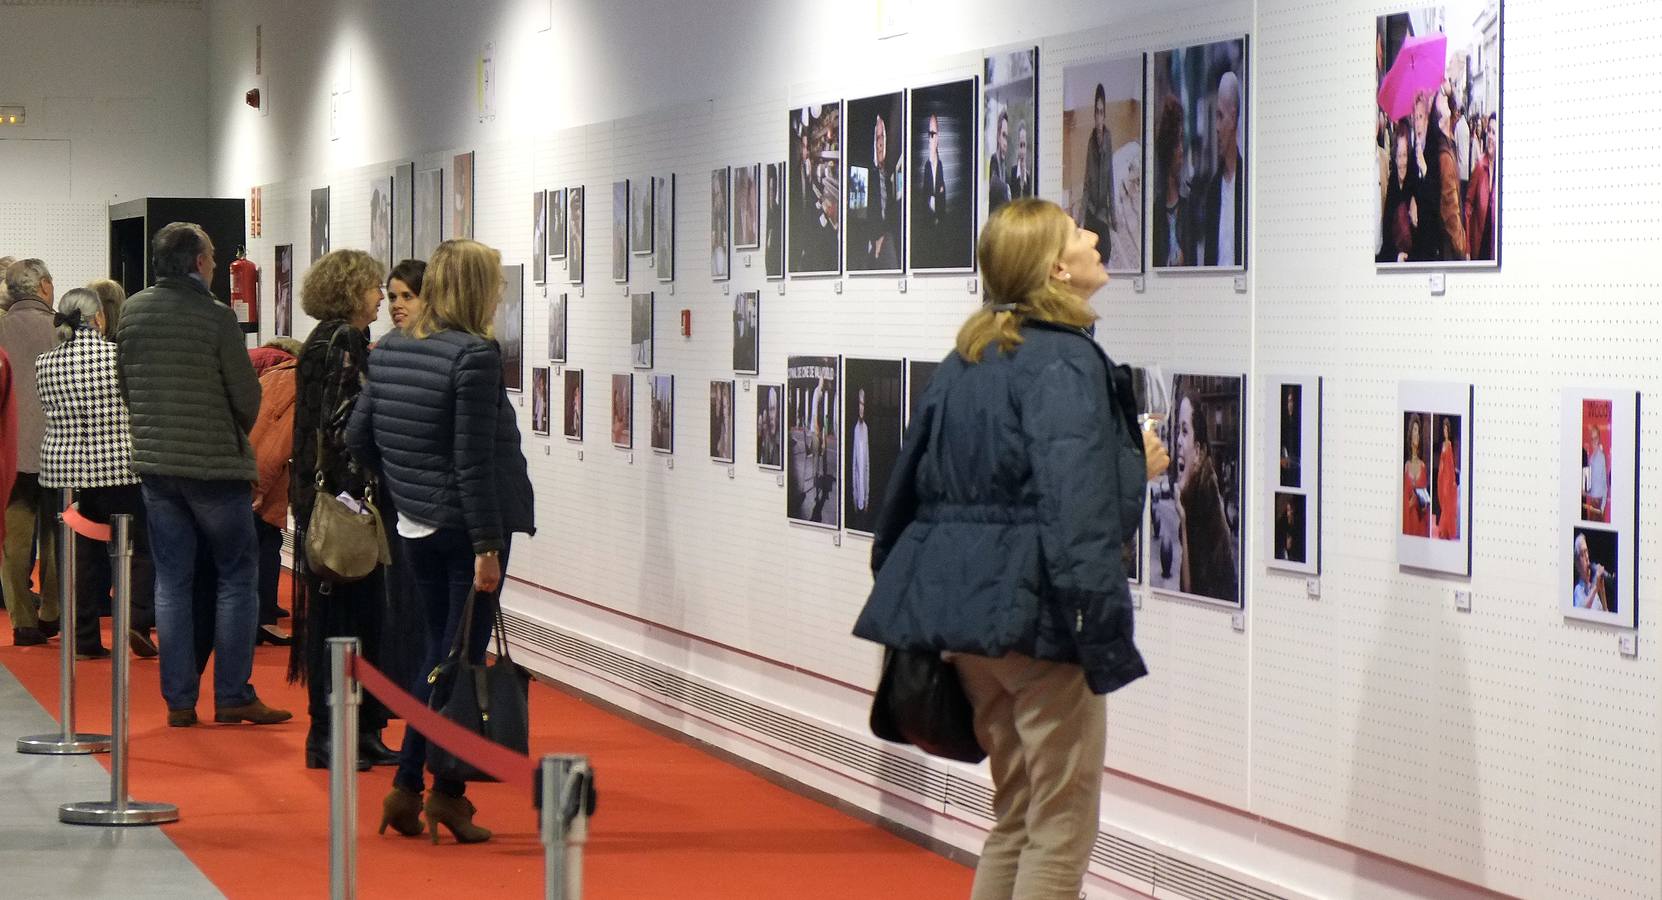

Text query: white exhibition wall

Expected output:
[202,1,1662,898]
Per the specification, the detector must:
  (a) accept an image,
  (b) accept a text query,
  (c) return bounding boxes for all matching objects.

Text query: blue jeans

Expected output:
[142,475,259,710]
[393,528,509,798]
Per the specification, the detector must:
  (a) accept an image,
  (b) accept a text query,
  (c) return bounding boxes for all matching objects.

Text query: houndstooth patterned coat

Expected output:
[36,326,139,489]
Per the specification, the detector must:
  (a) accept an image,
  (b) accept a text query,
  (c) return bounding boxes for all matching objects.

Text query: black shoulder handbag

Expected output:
[427,589,531,782]
[869,648,986,764]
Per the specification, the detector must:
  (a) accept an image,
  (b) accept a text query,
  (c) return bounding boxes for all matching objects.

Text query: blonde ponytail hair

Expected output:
[954,198,1097,362]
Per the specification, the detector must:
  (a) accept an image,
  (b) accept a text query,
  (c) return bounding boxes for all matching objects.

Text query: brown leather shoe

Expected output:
[214,697,294,725]
[167,708,198,727]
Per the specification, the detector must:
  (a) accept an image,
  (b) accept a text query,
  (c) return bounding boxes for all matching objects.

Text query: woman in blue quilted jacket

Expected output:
[854,198,1168,900]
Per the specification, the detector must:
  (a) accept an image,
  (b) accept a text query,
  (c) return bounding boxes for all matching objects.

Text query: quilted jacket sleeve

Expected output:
[452,341,505,553]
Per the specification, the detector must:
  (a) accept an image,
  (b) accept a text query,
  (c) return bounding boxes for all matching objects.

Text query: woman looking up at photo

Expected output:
[854,198,1167,900]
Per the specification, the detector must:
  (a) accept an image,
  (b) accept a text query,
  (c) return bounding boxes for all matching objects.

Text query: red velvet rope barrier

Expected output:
[62,505,112,542]
[348,652,536,793]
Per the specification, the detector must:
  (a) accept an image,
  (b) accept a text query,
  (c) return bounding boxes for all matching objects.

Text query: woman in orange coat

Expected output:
[248,338,303,645]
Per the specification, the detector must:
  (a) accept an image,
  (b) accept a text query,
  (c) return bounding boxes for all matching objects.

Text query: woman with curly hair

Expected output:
[289,248,398,770]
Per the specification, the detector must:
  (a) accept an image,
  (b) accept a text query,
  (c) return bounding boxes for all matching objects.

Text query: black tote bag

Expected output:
[869,648,986,764]
[427,590,531,783]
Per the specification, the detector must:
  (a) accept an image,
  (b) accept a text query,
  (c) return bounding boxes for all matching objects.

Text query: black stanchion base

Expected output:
[59,800,179,826]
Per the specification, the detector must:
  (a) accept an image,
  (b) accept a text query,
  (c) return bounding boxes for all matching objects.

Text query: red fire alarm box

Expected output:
[680,309,691,337]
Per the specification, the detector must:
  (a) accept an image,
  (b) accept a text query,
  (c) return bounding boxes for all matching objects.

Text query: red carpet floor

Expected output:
[1,608,972,898]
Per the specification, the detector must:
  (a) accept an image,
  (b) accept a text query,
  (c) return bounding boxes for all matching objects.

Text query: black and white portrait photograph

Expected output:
[756,382,784,471]
[908,78,978,273]
[548,187,568,262]
[654,174,675,282]
[787,355,840,528]
[765,161,785,280]
[985,46,1039,217]
[1149,373,1244,607]
[710,380,735,463]
[650,374,675,454]
[1266,375,1321,576]
[1151,38,1248,270]
[733,291,758,375]
[846,92,905,275]
[452,150,475,240]
[788,103,843,276]
[393,162,414,263]
[531,190,547,283]
[733,163,761,250]
[274,244,293,337]
[310,186,330,263]
[612,373,634,448]
[612,179,630,283]
[531,367,551,436]
[563,368,584,441]
[710,167,730,281]
[549,292,567,363]
[496,265,524,392]
[415,168,443,261]
[906,358,941,428]
[1062,54,1144,274]
[567,185,585,284]
[631,176,653,256]
[843,358,903,537]
[370,177,393,271]
[630,292,654,369]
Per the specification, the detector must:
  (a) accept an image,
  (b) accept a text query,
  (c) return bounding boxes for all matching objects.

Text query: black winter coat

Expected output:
[851,321,1148,695]
[346,329,534,554]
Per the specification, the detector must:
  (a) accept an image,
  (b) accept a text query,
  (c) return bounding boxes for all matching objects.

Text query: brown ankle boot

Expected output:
[423,791,491,844]
[378,786,423,837]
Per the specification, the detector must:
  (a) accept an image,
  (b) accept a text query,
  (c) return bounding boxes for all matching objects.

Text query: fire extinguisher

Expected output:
[229,246,258,326]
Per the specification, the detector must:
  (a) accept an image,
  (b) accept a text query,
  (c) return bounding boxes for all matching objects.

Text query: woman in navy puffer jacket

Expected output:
[853,198,1168,900]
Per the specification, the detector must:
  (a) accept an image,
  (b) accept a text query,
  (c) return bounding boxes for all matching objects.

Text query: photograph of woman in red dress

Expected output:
[1402,411,1431,537]
[1432,414,1461,540]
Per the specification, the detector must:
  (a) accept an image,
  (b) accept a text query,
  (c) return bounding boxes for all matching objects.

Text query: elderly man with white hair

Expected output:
[0,258,62,645]
[1200,69,1245,267]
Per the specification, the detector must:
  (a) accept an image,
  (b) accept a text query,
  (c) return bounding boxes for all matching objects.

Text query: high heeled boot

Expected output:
[379,786,424,837]
[423,791,491,844]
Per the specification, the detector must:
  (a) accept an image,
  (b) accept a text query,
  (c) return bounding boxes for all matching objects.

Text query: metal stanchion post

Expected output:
[18,489,109,755]
[542,754,591,900]
[60,514,177,825]
[328,637,361,900]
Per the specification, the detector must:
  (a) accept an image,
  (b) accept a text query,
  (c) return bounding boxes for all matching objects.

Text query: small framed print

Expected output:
[756,382,784,470]
[562,369,584,441]
[612,373,634,449]
[1562,389,1638,628]
[710,380,735,463]
[650,374,675,454]
[530,367,551,436]
[1266,375,1321,575]
[733,291,759,375]
[631,177,654,257]
[548,292,568,363]
[711,166,731,281]
[612,179,630,283]
[733,163,761,250]
[567,186,586,284]
[630,293,654,369]
[547,187,568,262]
[1397,381,1472,576]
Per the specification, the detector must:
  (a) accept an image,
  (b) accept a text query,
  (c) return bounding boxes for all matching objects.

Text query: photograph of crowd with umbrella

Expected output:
[1375,2,1501,267]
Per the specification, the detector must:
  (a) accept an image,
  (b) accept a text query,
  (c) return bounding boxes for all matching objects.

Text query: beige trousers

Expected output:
[1,474,59,630]
[955,652,1106,900]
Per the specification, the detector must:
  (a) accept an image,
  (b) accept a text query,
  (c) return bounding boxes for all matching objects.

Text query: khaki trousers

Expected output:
[955,652,1106,900]
[1,473,59,630]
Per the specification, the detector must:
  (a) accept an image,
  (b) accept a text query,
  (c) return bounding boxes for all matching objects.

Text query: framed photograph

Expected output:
[1150,37,1248,271]
[843,358,903,537]
[1267,376,1321,575]
[905,358,941,428]
[756,382,784,470]
[393,162,414,263]
[563,369,584,441]
[310,186,330,263]
[630,293,653,369]
[1561,390,1638,627]
[733,163,761,250]
[1062,54,1144,274]
[845,92,906,275]
[710,380,735,463]
[548,292,567,363]
[274,244,293,337]
[650,374,675,454]
[531,190,547,284]
[530,367,551,436]
[787,355,841,529]
[1149,373,1245,607]
[653,174,675,282]
[1398,381,1473,575]
[452,150,475,240]
[547,187,568,262]
[764,161,785,280]
[612,179,630,283]
[370,176,393,271]
[631,177,654,257]
[733,291,759,375]
[710,167,731,281]
[908,78,978,273]
[567,186,585,284]
[1376,3,1501,267]
[612,373,634,448]
[787,103,843,276]
[497,265,524,392]
[415,168,443,261]
[985,46,1039,218]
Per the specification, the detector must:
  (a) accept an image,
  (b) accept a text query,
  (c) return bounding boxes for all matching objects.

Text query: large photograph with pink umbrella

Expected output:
[1375,3,1501,268]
